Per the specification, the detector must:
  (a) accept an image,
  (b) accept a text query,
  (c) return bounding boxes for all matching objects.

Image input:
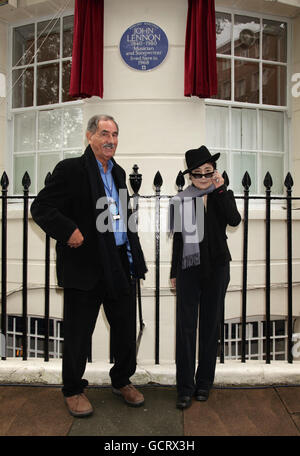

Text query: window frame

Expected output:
[7,10,84,196]
[205,8,292,198]
[7,314,63,359]
[221,316,291,361]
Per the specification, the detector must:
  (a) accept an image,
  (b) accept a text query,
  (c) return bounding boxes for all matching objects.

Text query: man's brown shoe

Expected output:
[64,393,93,417]
[112,384,144,407]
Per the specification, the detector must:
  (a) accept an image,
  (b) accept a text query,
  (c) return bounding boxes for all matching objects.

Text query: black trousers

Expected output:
[176,263,230,396]
[62,245,136,397]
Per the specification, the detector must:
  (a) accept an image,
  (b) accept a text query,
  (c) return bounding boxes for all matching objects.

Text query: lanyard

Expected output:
[102,170,120,220]
[103,171,113,197]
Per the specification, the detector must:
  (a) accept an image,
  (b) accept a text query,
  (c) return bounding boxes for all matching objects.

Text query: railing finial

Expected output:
[22,172,31,191]
[0,171,9,190]
[153,171,163,190]
[284,172,293,190]
[263,171,273,189]
[242,171,251,190]
[44,172,52,186]
[176,171,185,191]
[129,164,142,195]
[222,170,229,186]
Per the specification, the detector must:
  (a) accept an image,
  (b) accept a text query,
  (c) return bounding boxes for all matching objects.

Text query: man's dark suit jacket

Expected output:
[31,145,147,298]
[170,185,241,279]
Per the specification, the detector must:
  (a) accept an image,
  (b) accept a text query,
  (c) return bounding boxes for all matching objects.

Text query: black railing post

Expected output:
[264,172,273,364]
[44,233,50,362]
[109,335,113,364]
[218,171,230,364]
[1,172,9,360]
[87,342,92,363]
[154,171,163,364]
[175,171,185,192]
[129,164,142,198]
[285,172,294,363]
[241,171,251,363]
[129,165,144,355]
[22,172,31,361]
[44,173,51,362]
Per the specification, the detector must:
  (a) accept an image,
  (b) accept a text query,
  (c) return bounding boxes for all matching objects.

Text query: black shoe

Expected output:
[176,395,192,410]
[195,389,209,401]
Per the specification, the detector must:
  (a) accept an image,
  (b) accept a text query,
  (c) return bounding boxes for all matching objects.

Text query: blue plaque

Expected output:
[120,22,168,71]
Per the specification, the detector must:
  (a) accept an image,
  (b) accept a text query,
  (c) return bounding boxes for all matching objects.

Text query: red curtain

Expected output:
[69,0,104,98]
[184,0,217,98]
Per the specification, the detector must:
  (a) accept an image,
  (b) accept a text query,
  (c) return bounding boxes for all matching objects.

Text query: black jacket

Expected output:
[170,185,241,279]
[30,145,147,297]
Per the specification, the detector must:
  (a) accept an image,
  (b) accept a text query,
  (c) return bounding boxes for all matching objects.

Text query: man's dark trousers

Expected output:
[176,263,230,396]
[62,244,136,397]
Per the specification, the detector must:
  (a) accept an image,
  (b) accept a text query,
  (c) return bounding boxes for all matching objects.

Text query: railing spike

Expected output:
[263,171,273,189]
[0,171,9,189]
[242,171,251,190]
[176,171,185,191]
[44,172,52,186]
[222,170,229,186]
[153,171,163,189]
[22,171,31,190]
[129,164,142,194]
[284,172,293,190]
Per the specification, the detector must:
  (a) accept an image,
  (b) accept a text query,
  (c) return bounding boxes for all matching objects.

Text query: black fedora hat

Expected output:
[182,146,220,175]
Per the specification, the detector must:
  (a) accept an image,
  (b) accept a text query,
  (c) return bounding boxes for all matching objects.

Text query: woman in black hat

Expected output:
[170,146,241,409]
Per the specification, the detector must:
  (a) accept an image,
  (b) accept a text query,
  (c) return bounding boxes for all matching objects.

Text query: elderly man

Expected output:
[31,115,147,417]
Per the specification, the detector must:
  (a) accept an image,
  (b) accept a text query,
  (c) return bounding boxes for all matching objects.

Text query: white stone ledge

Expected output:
[0,359,299,387]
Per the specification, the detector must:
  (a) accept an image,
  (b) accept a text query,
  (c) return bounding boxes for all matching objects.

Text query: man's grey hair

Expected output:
[86,115,119,134]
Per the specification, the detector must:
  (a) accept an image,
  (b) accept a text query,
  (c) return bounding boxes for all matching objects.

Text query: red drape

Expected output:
[69,0,104,98]
[184,0,217,98]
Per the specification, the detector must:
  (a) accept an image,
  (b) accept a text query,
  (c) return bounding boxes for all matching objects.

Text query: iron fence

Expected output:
[0,167,299,364]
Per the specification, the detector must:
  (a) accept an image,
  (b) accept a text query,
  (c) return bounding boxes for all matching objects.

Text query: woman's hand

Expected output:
[212,170,224,189]
[170,278,176,289]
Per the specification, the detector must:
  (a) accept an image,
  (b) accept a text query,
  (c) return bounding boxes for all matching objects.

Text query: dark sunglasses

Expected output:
[190,171,215,179]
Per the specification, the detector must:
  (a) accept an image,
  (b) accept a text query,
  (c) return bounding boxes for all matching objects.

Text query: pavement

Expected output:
[0,384,300,439]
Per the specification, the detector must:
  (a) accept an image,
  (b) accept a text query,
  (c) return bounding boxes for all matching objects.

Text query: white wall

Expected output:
[0,20,7,174]
[1,0,300,363]
[83,0,205,198]
[292,14,300,197]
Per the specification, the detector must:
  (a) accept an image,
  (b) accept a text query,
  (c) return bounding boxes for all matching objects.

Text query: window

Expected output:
[10,15,83,195]
[219,317,289,361]
[7,315,64,359]
[206,11,289,195]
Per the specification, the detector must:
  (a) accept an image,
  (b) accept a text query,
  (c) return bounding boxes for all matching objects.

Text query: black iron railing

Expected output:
[0,167,299,364]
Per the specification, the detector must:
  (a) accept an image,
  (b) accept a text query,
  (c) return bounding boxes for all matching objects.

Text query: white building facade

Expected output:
[0,0,300,374]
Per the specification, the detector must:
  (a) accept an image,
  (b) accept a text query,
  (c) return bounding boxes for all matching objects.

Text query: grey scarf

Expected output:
[169,184,215,269]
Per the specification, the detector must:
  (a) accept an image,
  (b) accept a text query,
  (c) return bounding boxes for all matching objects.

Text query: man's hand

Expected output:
[67,228,84,248]
[170,278,176,289]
